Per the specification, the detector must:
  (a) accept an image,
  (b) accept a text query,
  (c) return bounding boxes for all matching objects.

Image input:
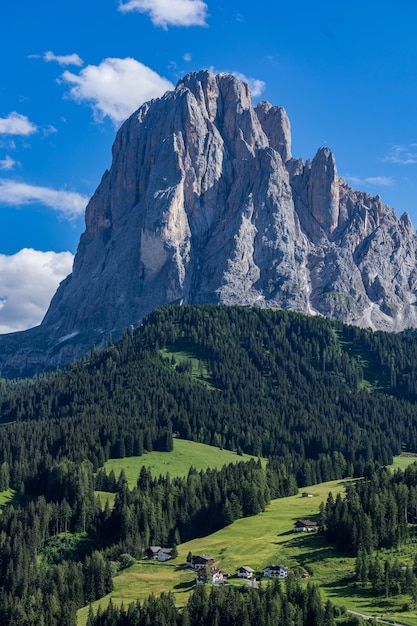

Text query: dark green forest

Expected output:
[321,461,417,602]
[2,304,417,624]
[85,578,337,626]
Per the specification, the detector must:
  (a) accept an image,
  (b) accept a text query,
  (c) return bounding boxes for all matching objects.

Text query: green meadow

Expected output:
[78,452,417,626]
[391,454,417,472]
[79,471,417,625]
[78,478,350,625]
[2,446,417,625]
[95,490,116,509]
[0,488,15,508]
[103,438,265,487]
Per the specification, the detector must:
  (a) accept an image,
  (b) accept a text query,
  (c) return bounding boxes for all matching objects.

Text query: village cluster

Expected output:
[147,518,317,585]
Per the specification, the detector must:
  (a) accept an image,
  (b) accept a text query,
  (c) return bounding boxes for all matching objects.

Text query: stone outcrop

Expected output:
[1,69,417,376]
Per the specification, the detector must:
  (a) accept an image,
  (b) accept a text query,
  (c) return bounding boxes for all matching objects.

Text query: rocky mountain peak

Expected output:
[1,69,417,377]
[308,147,340,234]
[255,100,292,162]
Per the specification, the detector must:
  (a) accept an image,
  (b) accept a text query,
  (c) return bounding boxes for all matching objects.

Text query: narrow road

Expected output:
[348,608,406,625]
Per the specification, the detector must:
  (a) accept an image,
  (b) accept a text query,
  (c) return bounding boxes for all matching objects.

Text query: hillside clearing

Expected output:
[79,468,417,625]
[103,438,265,486]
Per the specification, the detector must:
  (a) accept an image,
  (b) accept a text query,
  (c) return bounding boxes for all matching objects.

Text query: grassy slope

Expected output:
[78,478,350,625]
[1,449,415,623]
[0,488,15,508]
[79,476,417,625]
[103,439,265,487]
[79,453,417,626]
[391,454,417,472]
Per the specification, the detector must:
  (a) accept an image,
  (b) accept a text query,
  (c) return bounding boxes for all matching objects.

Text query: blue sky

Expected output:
[1,0,417,332]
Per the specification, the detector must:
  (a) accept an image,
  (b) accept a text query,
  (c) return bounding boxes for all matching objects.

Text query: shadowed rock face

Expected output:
[1,69,417,376]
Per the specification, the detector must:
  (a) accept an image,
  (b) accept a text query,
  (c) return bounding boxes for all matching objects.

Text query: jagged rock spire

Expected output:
[1,69,417,376]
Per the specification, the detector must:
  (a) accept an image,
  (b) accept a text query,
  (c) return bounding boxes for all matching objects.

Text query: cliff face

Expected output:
[2,69,417,376]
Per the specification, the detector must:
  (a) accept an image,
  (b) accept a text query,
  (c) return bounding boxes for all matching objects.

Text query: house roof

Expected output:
[238,566,254,573]
[294,519,316,526]
[192,554,215,562]
[265,564,288,571]
[196,566,224,578]
[148,545,173,554]
[149,545,161,553]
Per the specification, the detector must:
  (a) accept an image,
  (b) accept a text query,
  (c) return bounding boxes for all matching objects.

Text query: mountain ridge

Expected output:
[1,69,417,377]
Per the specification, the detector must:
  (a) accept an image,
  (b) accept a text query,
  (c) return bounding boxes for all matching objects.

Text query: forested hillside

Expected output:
[2,304,417,624]
[2,304,417,490]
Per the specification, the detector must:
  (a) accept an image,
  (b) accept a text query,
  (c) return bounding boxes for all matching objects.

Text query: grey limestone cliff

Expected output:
[1,69,417,376]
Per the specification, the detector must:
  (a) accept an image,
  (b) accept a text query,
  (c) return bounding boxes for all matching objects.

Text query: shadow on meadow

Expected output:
[174,580,195,591]
[277,532,346,569]
[320,577,412,617]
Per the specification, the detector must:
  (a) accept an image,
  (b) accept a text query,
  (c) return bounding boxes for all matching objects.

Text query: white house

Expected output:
[293,519,317,532]
[196,566,225,584]
[264,564,288,579]
[237,566,255,579]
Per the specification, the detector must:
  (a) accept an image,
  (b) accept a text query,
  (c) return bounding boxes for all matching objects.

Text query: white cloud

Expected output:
[44,50,84,66]
[0,156,17,171]
[231,72,266,97]
[42,125,58,137]
[364,176,394,186]
[0,248,74,333]
[118,0,208,28]
[0,180,88,220]
[382,144,417,165]
[344,174,394,188]
[61,57,174,125]
[183,52,192,62]
[0,112,37,136]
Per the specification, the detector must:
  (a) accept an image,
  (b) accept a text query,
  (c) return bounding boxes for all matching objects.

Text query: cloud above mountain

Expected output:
[0,249,74,333]
[61,58,174,124]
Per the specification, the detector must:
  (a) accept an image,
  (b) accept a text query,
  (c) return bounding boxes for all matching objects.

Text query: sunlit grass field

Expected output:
[0,488,15,508]
[79,468,417,625]
[391,454,417,472]
[2,447,417,625]
[78,478,350,625]
[78,452,417,626]
[103,438,265,487]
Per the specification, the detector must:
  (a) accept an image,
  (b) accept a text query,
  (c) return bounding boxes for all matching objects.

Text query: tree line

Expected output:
[320,461,417,605]
[3,304,417,493]
[320,461,417,554]
[86,577,337,626]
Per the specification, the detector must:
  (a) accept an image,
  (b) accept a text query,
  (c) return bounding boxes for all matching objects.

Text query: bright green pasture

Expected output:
[77,562,195,625]
[77,478,349,625]
[103,439,264,487]
[0,488,17,510]
[390,454,417,472]
[79,474,417,625]
[175,479,351,577]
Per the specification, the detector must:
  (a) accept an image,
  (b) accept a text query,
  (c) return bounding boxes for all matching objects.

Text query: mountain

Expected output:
[1,69,417,377]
